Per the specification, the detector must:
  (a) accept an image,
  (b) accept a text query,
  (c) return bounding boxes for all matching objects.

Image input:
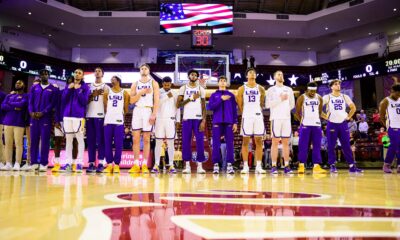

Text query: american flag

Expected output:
[160,3,233,34]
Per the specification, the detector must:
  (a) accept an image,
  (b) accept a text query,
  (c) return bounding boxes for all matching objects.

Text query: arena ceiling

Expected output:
[0,0,399,52]
[56,0,352,15]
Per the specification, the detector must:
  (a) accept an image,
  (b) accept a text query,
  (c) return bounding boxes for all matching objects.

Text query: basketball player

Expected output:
[208,75,237,174]
[379,83,400,173]
[265,70,295,174]
[237,68,266,174]
[151,76,180,174]
[294,82,327,174]
[176,69,207,174]
[86,67,109,173]
[53,76,72,172]
[322,79,363,173]
[102,76,129,173]
[60,68,90,172]
[129,64,159,174]
[1,80,28,171]
[29,69,59,172]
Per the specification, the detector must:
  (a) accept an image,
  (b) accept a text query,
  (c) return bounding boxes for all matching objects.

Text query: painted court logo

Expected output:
[81,191,400,239]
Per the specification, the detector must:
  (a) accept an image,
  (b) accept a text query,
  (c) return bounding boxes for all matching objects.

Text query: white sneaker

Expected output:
[0,162,4,169]
[182,166,191,174]
[29,164,39,172]
[197,163,206,174]
[241,165,249,174]
[1,163,12,171]
[12,162,20,171]
[20,164,31,171]
[39,164,48,172]
[212,164,219,174]
[227,165,235,174]
[255,167,266,174]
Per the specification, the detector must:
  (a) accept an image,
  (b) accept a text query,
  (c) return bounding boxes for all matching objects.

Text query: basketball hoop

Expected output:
[199,75,208,88]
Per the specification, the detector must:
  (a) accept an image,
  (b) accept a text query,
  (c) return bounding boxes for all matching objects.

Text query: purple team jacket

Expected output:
[62,82,90,118]
[1,93,29,127]
[29,84,59,121]
[0,91,7,124]
[55,90,63,123]
[208,90,238,124]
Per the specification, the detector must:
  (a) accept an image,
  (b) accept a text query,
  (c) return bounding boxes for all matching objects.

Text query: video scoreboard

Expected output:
[0,52,74,80]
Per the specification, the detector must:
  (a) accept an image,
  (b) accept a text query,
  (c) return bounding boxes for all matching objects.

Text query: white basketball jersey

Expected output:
[243,84,262,117]
[386,97,400,128]
[104,89,125,125]
[301,94,321,126]
[266,85,294,120]
[324,94,352,123]
[181,84,204,120]
[158,88,178,119]
[86,83,109,118]
[135,79,153,107]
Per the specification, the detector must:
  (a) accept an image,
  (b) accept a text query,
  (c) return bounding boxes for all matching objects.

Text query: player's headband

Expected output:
[307,87,317,90]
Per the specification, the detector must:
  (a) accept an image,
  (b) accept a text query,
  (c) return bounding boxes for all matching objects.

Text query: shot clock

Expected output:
[191,26,213,49]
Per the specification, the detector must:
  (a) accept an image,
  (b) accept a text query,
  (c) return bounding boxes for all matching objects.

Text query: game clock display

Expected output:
[191,27,213,48]
[385,58,400,73]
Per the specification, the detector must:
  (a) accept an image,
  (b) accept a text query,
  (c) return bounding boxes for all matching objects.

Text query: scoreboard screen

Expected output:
[342,62,384,80]
[0,52,73,80]
[191,26,213,49]
[385,57,400,74]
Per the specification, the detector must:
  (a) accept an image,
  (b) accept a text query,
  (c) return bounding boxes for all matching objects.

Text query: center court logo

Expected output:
[81,191,400,240]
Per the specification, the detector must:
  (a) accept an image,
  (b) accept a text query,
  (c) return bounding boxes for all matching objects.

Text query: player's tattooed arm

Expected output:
[318,95,326,119]
[259,86,266,109]
[321,95,329,120]
[294,94,304,122]
[379,98,388,127]
[124,91,130,115]
[103,91,109,115]
[177,95,190,107]
[200,98,206,132]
